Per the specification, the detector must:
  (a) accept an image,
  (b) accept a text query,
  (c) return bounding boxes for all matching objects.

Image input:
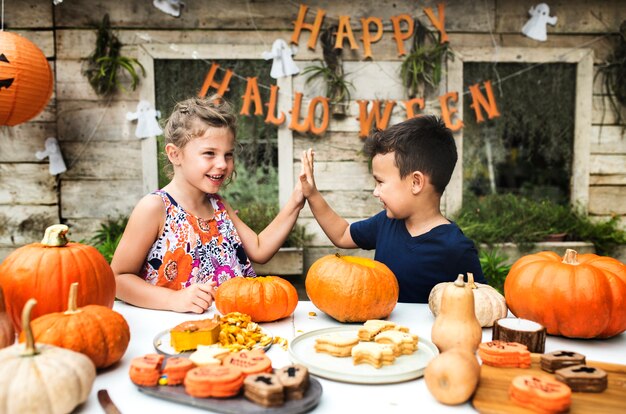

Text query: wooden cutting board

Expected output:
[472,354,626,413]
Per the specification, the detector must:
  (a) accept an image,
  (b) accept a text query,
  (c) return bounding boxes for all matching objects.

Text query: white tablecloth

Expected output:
[76,301,626,413]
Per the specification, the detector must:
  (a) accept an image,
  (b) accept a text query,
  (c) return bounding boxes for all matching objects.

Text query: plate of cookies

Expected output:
[154,312,273,356]
[288,320,439,384]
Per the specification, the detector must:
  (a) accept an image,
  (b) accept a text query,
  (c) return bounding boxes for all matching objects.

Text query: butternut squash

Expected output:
[430,274,482,353]
[424,348,481,405]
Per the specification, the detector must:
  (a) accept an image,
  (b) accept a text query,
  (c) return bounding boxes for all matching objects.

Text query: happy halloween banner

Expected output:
[198,3,501,137]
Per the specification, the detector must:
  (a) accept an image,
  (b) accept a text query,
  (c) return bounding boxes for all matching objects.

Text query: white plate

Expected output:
[153,327,273,356]
[288,326,439,384]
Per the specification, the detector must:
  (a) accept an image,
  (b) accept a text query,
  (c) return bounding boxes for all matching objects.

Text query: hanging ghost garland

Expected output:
[522,3,557,42]
[262,39,300,79]
[153,0,184,17]
[126,100,163,139]
[35,137,67,175]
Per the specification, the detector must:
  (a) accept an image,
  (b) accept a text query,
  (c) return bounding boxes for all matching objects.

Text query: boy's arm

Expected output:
[300,149,357,249]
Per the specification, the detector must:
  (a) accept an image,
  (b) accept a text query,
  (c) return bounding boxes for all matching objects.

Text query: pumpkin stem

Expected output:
[41,224,70,247]
[561,249,579,265]
[453,274,465,287]
[21,298,39,356]
[467,272,477,289]
[65,282,81,314]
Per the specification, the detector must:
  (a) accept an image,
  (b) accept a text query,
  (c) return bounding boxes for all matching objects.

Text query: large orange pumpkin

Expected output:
[504,249,626,338]
[0,31,54,126]
[305,254,399,322]
[20,283,130,369]
[215,276,298,322]
[0,224,116,331]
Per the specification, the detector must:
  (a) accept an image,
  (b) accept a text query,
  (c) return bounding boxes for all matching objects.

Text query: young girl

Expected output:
[111,95,304,313]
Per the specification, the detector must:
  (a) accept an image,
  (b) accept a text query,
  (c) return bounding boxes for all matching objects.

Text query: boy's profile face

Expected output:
[371,152,416,220]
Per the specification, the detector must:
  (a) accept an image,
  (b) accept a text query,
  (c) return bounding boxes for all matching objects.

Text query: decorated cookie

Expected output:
[374,330,419,356]
[184,365,244,398]
[222,348,273,376]
[509,375,571,413]
[189,344,230,367]
[161,356,195,385]
[129,353,164,387]
[351,342,396,369]
[555,364,608,393]
[541,350,586,373]
[478,340,531,368]
[276,364,310,400]
[243,373,285,407]
[314,333,359,357]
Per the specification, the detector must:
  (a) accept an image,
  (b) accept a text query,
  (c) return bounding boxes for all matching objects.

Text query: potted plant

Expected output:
[301,25,354,117]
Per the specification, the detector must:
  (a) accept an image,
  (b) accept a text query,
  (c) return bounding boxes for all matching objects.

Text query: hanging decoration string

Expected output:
[1,0,5,31]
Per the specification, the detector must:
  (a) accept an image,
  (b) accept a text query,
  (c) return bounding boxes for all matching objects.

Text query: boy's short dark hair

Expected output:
[363,115,457,194]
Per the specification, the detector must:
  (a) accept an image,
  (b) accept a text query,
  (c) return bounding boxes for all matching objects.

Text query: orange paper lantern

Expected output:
[0,31,54,126]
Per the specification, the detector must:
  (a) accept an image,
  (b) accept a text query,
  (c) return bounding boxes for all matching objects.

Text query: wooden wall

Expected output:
[0,0,624,264]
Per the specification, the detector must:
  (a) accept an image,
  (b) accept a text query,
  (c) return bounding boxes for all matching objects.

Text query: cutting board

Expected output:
[472,354,626,413]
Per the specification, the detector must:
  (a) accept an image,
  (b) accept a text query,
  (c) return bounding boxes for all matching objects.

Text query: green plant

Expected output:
[83,14,145,96]
[478,249,511,295]
[301,25,354,114]
[88,216,128,263]
[454,193,626,256]
[400,19,452,98]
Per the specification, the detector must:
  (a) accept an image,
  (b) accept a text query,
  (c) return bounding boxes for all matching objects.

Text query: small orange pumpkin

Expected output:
[20,283,130,369]
[215,276,298,322]
[305,253,399,322]
[0,224,116,331]
[504,249,626,338]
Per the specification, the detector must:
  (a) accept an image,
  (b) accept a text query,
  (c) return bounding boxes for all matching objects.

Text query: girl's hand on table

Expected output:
[171,282,216,313]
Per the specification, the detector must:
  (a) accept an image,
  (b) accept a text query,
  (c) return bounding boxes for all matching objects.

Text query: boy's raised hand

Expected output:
[299,148,318,198]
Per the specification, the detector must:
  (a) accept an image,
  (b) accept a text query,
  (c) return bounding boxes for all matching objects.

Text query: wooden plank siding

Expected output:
[1,0,624,265]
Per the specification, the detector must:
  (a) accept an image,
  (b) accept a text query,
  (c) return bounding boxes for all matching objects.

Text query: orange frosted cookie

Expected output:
[479,340,531,368]
[222,348,273,377]
[184,365,244,398]
[129,354,164,387]
[161,356,195,385]
[509,375,571,413]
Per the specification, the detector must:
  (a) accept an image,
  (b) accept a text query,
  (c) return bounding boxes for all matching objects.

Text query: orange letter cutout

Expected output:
[291,4,326,51]
[198,63,233,98]
[307,96,330,135]
[240,77,264,116]
[289,92,310,133]
[439,92,463,131]
[468,80,500,123]
[335,15,359,50]
[357,100,397,138]
[390,14,414,57]
[423,3,449,44]
[265,85,285,126]
[360,17,383,59]
[404,98,425,119]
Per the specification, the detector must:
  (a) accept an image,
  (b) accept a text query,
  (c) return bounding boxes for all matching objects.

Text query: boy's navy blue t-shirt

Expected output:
[350,211,486,303]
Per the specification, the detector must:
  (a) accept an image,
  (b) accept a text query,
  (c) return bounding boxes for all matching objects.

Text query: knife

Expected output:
[97,389,122,414]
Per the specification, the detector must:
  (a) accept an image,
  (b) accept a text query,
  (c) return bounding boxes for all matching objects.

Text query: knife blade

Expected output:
[97,389,122,414]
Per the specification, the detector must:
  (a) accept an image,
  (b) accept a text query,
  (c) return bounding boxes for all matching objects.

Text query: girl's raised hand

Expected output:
[171,281,216,313]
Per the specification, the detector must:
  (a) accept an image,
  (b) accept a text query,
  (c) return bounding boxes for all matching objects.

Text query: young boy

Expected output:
[299,115,485,303]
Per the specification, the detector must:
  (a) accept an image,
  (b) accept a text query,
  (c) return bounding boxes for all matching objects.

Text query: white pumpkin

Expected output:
[429,272,507,327]
[0,299,96,414]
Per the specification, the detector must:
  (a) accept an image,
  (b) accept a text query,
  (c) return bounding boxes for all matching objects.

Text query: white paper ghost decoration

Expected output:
[153,0,184,17]
[36,137,67,175]
[126,100,163,139]
[522,3,557,42]
[262,39,300,79]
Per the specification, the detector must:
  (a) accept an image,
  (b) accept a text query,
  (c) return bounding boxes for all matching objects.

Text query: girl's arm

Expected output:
[224,186,305,264]
[111,195,214,313]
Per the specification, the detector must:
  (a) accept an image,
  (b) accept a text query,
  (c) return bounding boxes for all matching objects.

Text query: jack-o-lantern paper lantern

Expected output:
[0,31,54,126]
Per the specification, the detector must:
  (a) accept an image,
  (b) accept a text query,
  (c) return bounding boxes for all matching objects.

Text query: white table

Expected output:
[77,301,626,413]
